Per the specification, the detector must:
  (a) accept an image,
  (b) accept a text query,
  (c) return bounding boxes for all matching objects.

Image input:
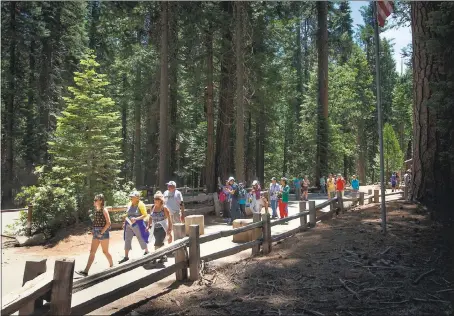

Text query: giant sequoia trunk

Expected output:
[204,24,216,193]
[315,1,329,186]
[411,2,454,212]
[134,69,142,186]
[168,2,178,179]
[158,1,169,189]
[234,1,245,182]
[215,1,235,183]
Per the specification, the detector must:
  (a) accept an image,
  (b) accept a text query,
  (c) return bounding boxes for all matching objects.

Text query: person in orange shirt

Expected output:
[336,174,346,197]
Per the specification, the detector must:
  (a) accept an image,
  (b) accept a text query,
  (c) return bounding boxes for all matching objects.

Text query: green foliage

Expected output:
[48,53,123,213]
[14,168,78,237]
[375,123,404,178]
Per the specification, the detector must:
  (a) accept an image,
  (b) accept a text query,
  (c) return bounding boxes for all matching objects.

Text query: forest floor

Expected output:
[126,200,454,316]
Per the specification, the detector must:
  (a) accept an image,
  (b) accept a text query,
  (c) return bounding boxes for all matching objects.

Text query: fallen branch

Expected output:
[436,288,453,293]
[413,269,435,284]
[297,308,325,316]
[379,246,392,256]
[339,278,360,300]
[412,297,451,304]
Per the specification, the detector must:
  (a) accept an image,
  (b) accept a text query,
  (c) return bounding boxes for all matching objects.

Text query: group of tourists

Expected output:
[76,181,184,277]
[219,176,291,222]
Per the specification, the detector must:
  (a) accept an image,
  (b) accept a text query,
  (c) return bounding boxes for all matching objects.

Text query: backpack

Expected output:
[219,190,227,203]
[238,186,247,199]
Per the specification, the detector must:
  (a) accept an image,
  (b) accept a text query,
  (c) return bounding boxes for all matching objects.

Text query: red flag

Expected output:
[376,1,394,27]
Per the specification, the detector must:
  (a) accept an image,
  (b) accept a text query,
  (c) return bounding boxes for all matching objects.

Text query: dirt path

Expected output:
[121,200,453,316]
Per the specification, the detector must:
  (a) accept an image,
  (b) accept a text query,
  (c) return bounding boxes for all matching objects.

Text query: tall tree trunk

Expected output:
[24,39,37,174]
[295,18,303,122]
[215,1,235,183]
[357,120,366,184]
[168,2,178,179]
[2,1,17,203]
[315,1,329,186]
[158,1,169,190]
[121,75,128,180]
[145,90,158,187]
[234,1,245,182]
[245,111,254,183]
[410,2,439,202]
[258,100,265,185]
[205,23,216,193]
[134,69,142,186]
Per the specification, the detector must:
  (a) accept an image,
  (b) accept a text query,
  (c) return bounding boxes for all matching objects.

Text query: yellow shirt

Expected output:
[127,201,148,218]
[327,179,335,190]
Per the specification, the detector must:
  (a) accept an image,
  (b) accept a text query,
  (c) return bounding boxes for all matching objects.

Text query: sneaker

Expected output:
[144,251,149,256]
[157,256,168,263]
[75,270,88,277]
[118,257,129,264]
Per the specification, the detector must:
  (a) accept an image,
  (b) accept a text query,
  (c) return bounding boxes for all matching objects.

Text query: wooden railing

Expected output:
[1,189,404,316]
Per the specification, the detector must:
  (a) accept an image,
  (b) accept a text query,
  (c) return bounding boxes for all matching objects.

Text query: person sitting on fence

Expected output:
[250,180,262,214]
[350,175,360,204]
[269,177,280,219]
[147,191,172,263]
[119,191,150,264]
[164,181,185,224]
[238,182,247,218]
[336,174,346,197]
[279,177,290,219]
[76,194,113,277]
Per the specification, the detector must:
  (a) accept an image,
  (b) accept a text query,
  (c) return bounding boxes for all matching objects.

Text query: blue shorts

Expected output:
[93,227,110,240]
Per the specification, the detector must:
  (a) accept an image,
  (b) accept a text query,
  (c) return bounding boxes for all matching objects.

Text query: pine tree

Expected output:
[375,123,404,179]
[48,53,123,211]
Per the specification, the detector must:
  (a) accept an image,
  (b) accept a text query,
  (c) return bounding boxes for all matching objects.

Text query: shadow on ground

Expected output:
[118,200,454,316]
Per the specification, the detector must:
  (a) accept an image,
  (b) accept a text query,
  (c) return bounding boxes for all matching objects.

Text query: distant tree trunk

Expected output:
[215,1,235,183]
[205,23,216,193]
[159,1,169,190]
[245,111,254,183]
[169,2,178,179]
[234,1,245,182]
[2,1,17,203]
[315,1,329,186]
[145,90,158,186]
[24,39,37,173]
[357,120,366,184]
[295,18,303,122]
[134,69,142,186]
[258,100,265,185]
[120,75,129,181]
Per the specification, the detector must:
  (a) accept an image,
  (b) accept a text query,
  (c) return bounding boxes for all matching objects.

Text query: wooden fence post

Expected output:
[252,213,261,255]
[174,224,188,281]
[261,213,272,255]
[374,189,379,203]
[309,201,316,227]
[404,185,408,200]
[359,192,365,205]
[27,204,33,237]
[49,258,75,315]
[19,259,47,315]
[189,225,200,281]
[299,201,307,228]
[213,192,222,217]
[368,189,373,204]
[337,191,344,213]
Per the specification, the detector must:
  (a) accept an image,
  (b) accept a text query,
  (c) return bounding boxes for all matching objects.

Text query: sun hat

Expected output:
[129,190,141,198]
[228,176,235,182]
[271,177,276,181]
[166,181,177,186]
[252,180,258,185]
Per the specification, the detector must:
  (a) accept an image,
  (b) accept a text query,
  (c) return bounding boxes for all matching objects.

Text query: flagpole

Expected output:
[373,1,387,234]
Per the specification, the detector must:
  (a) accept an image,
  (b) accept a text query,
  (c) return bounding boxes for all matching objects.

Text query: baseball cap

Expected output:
[166,181,177,186]
[129,190,141,198]
[271,177,276,181]
[252,180,258,185]
[228,177,235,182]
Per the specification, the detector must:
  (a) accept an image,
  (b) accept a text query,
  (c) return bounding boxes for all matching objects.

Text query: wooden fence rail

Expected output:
[2,189,404,316]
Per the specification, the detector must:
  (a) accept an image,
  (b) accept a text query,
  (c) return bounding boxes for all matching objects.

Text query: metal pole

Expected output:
[373,1,387,234]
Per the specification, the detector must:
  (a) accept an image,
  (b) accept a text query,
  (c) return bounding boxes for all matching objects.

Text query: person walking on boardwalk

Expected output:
[269,177,281,219]
[76,194,113,276]
[226,177,241,224]
[301,175,310,201]
[327,174,336,198]
[164,181,185,224]
[119,191,150,264]
[147,191,172,263]
[350,175,360,203]
[336,174,346,197]
[279,177,290,218]
[238,182,248,218]
[251,180,262,214]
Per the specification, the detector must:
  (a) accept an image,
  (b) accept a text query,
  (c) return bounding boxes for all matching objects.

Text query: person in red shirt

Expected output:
[336,174,346,197]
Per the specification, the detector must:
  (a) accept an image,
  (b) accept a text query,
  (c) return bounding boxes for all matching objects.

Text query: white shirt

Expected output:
[164,189,183,214]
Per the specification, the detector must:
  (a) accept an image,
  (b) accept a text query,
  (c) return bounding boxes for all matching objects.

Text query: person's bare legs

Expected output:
[100,238,113,268]
[83,238,100,273]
